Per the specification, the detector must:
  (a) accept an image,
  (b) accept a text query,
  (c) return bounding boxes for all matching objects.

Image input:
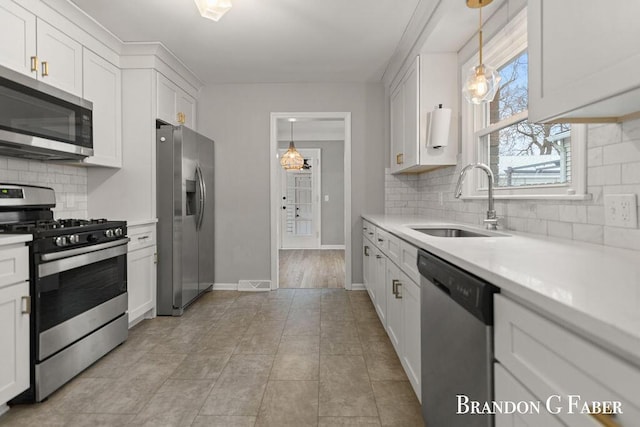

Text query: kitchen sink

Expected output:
[410,227,504,238]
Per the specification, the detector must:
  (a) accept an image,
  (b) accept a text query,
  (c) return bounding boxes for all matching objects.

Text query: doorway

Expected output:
[270,112,352,290]
[280,149,321,249]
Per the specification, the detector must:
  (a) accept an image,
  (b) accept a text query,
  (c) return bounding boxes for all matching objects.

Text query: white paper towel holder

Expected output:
[427,104,452,149]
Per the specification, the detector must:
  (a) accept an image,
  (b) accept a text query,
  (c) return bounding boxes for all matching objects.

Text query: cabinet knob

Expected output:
[396,153,404,165]
[30,56,38,73]
[376,255,382,259]
[41,61,49,77]
[177,112,186,124]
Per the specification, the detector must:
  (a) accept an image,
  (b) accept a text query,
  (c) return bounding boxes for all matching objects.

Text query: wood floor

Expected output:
[279,250,345,288]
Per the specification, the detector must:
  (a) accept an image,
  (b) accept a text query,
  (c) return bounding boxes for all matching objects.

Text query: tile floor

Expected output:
[0,289,423,427]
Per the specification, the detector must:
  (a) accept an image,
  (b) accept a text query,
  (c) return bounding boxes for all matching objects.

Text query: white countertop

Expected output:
[363,214,640,367]
[0,234,32,246]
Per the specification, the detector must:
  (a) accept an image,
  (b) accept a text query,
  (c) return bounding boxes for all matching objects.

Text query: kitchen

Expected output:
[0,0,639,426]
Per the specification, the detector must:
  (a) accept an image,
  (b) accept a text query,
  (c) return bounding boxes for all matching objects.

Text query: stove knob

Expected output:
[68,234,80,244]
[115,227,123,237]
[54,236,67,247]
[87,234,99,243]
[105,229,114,238]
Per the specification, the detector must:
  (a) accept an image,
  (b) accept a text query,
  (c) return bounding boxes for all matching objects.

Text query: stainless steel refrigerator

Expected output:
[156,125,214,315]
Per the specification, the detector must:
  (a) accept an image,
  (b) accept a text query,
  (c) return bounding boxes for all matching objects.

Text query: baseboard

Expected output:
[320,245,346,250]
[350,282,365,291]
[212,283,238,291]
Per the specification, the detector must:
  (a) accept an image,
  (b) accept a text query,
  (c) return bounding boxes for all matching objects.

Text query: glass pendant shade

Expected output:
[462,64,501,104]
[463,0,500,104]
[280,141,304,170]
[194,0,232,21]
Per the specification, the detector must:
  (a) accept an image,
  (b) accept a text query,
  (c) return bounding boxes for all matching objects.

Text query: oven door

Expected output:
[34,238,129,361]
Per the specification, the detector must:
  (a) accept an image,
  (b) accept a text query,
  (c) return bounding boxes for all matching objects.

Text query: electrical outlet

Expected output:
[324,195,329,202]
[604,194,638,228]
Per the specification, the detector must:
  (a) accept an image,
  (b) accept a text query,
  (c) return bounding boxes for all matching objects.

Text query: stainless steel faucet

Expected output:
[454,163,498,230]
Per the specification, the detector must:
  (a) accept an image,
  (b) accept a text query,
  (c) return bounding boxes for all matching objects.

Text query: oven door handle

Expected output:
[38,238,130,278]
[40,238,130,262]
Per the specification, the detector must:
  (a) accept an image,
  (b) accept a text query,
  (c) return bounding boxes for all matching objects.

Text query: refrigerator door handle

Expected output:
[196,165,206,230]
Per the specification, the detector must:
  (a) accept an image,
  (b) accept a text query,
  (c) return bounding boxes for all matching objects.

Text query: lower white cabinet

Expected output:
[0,244,30,406]
[127,223,157,327]
[386,262,421,401]
[363,220,421,401]
[494,363,564,427]
[385,261,403,353]
[495,295,640,426]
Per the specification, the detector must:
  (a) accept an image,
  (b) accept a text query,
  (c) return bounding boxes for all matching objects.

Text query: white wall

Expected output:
[0,156,88,218]
[198,82,386,284]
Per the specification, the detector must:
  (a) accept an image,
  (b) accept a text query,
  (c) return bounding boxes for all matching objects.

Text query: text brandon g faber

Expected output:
[457,394,623,416]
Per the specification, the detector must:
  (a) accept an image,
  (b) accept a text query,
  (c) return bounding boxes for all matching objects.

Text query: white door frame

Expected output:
[270,112,352,290]
[279,148,322,249]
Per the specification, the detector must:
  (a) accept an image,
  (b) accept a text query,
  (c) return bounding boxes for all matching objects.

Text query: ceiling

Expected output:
[70,0,421,85]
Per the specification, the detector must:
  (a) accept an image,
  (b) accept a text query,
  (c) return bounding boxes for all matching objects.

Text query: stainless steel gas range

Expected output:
[0,184,129,402]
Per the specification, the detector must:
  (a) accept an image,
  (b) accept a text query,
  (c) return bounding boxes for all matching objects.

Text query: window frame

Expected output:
[459,9,589,201]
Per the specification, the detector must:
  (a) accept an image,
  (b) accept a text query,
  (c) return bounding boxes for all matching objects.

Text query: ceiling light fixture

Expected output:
[194,0,232,22]
[462,0,501,104]
[280,119,305,171]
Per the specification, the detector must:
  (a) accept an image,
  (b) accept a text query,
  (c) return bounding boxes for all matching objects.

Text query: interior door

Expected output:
[280,149,321,249]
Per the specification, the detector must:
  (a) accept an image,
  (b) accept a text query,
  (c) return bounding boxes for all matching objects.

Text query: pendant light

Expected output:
[462,0,501,104]
[280,119,304,171]
[194,0,232,22]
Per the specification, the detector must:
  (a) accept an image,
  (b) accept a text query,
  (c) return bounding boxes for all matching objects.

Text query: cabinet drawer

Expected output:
[399,240,419,285]
[495,295,640,425]
[495,363,564,427]
[376,228,400,266]
[0,245,28,288]
[127,224,156,251]
[362,220,376,242]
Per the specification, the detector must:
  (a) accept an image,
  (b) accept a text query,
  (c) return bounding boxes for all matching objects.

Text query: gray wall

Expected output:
[278,140,345,246]
[197,82,386,284]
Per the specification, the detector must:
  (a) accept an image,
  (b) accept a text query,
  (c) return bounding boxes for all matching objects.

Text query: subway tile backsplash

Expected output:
[385,120,640,251]
[0,156,88,218]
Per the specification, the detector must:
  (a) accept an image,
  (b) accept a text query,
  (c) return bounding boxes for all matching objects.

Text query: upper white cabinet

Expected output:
[529,0,640,123]
[390,54,458,174]
[157,73,197,129]
[82,48,122,168]
[0,3,82,96]
[36,19,83,96]
[0,1,36,76]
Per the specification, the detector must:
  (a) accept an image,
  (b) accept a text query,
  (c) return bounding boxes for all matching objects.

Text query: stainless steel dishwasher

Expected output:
[418,249,498,427]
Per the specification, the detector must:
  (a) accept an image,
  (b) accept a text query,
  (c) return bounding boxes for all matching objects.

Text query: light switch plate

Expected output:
[604,194,638,228]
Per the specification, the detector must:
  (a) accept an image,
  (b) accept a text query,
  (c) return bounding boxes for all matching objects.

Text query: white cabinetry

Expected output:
[36,19,83,96]
[0,244,30,407]
[362,219,421,401]
[390,54,458,174]
[495,295,640,426]
[82,48,122,168]
[0,1,36,76]
[390,57,418,174]
[127,222,157,327]
[0,4,82,96]
[529,0,640,123]
[157,73,197,129]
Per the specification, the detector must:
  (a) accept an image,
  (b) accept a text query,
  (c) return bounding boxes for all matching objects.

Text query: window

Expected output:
[460,9,588,200]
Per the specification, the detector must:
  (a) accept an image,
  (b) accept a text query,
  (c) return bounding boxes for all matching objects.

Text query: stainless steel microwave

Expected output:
[0,64,93,160]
